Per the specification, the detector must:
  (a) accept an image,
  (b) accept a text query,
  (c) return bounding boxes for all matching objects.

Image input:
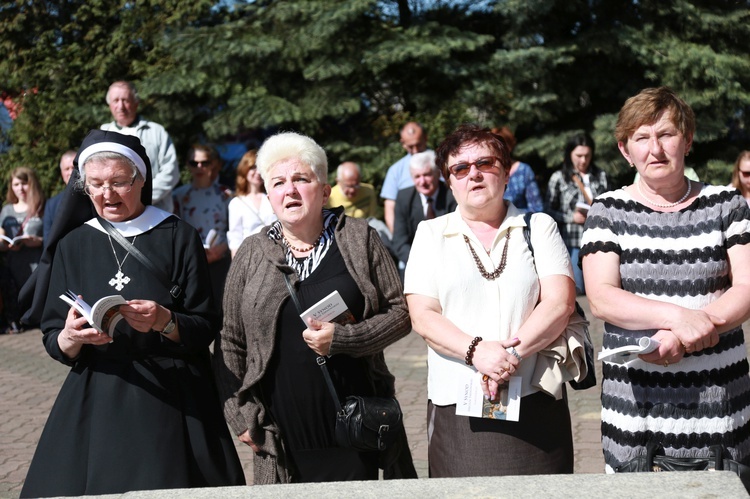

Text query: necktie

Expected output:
[425,197,436,220]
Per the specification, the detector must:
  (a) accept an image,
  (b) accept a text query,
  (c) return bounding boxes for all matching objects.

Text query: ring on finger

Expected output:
[664,360,670,368]
[482,374,489,382]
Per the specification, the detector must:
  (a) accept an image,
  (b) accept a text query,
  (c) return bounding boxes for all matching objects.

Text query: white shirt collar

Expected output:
[85,205,172,236]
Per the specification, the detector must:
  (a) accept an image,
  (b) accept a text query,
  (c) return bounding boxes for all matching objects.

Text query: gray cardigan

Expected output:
[213,210,411,484]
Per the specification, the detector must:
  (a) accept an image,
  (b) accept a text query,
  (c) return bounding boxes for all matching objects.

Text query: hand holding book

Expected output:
[299,290,356,356]
[60,290,127,338]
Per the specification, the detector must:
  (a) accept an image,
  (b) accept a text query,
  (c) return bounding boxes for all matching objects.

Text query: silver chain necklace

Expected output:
[107,234,137,291]
[636,177,691,208]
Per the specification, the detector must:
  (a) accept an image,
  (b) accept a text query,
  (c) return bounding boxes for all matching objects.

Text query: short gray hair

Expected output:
[256,132,328,191]
[106,81,139,105]
[409,150,438,174]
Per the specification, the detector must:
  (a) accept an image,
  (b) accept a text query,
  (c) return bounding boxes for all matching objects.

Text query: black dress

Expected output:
[261,240,378,482]
[21,216,245,498]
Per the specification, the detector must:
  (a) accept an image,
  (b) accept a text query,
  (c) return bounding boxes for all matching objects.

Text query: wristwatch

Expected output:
[160,311,176,335]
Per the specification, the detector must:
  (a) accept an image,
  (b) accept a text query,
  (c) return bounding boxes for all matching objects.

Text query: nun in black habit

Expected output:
[20,130,245,497]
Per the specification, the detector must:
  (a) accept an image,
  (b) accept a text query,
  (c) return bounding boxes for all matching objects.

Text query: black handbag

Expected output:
[282,273,405,452]
[522,213,596,390]
[616,442,750,492]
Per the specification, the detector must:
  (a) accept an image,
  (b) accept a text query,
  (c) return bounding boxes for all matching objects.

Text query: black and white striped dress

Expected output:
[580,184,750,472]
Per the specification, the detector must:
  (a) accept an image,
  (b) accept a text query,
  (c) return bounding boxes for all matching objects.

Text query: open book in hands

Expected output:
[0,233,31,246]
[299,290,356,326]
[598,337,660,364]
[59,290,127,337]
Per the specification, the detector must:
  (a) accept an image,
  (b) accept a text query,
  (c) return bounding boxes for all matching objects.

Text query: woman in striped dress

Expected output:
[581,86,750,472]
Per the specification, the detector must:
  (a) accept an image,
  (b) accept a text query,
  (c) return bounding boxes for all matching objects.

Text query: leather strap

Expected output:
[282,272,342,412]
[571,173,593,206]
[97,216,183,302]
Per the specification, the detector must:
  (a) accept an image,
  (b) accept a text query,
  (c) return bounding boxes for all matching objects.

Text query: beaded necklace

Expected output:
[463,230,511,280]
[282,227,325,253]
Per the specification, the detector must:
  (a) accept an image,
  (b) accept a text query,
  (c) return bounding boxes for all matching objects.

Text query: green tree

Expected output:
[470,0,750,187]
[0,0,216,195]
[140,0,496,189]
[2,0,748,199]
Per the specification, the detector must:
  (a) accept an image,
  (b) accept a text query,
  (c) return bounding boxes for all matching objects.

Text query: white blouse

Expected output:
[404,203,573,404]
[227,195,277,251]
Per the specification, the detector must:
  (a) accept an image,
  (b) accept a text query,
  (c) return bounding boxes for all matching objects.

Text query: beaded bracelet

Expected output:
[506,346,523,362]
[465,336,483,366]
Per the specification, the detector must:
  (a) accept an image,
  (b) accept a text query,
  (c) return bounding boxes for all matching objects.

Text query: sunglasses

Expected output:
[188,160,213,168]
[447,156,501,179]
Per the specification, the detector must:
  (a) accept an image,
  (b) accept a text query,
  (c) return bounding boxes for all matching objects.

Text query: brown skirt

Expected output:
[427,390,574,477]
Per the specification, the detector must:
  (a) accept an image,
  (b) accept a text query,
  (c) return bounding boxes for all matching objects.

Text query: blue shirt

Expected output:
[380,154,415,200]
[504,162,543,213]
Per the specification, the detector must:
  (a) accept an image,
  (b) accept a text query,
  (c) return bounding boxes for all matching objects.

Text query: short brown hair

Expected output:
[435,124,512,186]
[188,143,221,163]
[615,86,695,143]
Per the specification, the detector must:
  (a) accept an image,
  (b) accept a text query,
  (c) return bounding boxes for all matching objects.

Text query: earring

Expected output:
[629,162,635,168]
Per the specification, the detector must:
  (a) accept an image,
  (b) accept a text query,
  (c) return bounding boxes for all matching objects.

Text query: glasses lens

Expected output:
[450,163,470,179]
[475,158,496,171]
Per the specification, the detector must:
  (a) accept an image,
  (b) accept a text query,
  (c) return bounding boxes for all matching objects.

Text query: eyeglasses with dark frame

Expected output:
[188,160,213,168]
[447,156,502,179]
[84,174,137,196]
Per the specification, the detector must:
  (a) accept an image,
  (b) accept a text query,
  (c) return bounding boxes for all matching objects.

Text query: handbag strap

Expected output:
[282,272,343,412]
[571,173,593,205]
[96,216,183,302]
[522,212,535,263]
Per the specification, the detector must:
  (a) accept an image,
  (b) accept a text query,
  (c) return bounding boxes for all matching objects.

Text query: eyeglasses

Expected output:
[447,156,501,179]
[188,160,213,168]
[84,175,137,196]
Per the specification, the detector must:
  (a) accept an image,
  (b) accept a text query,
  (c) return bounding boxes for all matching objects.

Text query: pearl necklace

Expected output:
[283,227,325,253]
[636,177,692,208]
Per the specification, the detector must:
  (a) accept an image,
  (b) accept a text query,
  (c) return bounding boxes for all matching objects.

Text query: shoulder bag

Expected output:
[523,212,596,390]
[282,272,403,452]
[615,442,750,492]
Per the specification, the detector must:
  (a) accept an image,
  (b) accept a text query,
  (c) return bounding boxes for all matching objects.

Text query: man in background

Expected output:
[42,150,76,240]
[392,150,456,279]
[380,122,429,233]
[326,161,378,219]
[172,144,232,308]
[101,80,179,212]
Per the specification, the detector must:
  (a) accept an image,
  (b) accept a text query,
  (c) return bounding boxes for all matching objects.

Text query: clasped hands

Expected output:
[474,337,521,402]
[639,308,723,366]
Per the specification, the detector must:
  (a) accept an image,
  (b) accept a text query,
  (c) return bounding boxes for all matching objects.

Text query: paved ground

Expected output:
[0,297,607,497]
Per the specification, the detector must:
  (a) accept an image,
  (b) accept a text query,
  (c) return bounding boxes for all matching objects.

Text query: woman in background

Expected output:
[731,150,750,207]
[493,126,543,213]
[227,150,277,257]
[545,133,608,295]
[0,167,45,333]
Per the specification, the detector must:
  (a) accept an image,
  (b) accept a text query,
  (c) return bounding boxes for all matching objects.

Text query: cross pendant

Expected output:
[109,270,130,291]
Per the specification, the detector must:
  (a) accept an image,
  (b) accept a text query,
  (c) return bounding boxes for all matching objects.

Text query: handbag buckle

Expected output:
[316,356,326,366]
[377,425,390,451]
